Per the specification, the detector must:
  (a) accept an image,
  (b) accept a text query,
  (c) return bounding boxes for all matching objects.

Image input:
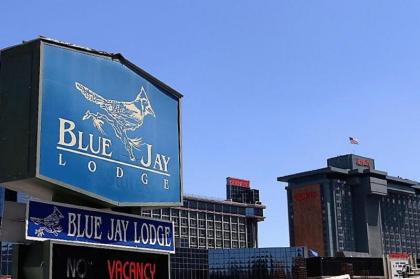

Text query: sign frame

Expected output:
[25,199,175,254]
[49,241,170,279]
[34,40,184,207]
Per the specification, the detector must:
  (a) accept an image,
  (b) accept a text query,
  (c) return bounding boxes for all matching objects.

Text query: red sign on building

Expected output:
[388,252,409,259]
[227,177,250,188]
[293,191,318,202]
[291,184,325,256]
[356,159,370,168]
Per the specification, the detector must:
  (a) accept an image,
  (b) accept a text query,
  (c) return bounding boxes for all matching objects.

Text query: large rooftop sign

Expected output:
[226,177,250,188]
[0,38,183,206]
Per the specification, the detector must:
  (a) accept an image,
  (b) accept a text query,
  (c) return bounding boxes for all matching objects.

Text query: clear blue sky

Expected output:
[2,0,420,247]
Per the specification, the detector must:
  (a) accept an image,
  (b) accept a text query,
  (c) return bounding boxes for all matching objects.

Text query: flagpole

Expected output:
[349,137,359,154]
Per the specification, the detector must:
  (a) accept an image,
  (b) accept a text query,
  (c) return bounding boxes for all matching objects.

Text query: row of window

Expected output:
[182,199,253,215]
[143,208,248,224]
[177,238,247,249]
[334,181,355,252]
[381,193,420,256]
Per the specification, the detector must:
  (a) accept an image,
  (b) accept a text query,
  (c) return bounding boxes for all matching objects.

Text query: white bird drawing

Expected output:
[75,82,156,161]
[30,207,64,237]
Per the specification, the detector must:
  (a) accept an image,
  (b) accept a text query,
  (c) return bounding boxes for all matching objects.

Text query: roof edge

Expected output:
[277,166,349,182]
[2,36,184,99]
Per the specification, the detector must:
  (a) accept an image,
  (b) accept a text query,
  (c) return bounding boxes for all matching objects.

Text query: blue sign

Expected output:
[26,200,175,254]
[36,42,182,206]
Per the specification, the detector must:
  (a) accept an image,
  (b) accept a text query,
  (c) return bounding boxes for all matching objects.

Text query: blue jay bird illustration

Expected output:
[75,82,156,161]
[30,207,64,237]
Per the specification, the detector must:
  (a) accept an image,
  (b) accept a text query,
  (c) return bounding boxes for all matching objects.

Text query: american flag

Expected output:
[349,137,359,144]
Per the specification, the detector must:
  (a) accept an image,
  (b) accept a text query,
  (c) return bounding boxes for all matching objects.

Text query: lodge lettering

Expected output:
[28,201,174,252]
[59,118,113,157]
[107,219,129,242]
[68,213,102,240]
[61,210,173,250]
[133,222,172,247]
[58,118,170,172]
[57,118,171,189]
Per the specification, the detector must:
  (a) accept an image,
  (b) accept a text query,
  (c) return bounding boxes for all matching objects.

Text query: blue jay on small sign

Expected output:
[30,206,64,237]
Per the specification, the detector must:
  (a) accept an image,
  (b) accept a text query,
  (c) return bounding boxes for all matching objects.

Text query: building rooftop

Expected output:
[2,36,183,99]
[278,154,419,189]
[184,193,265,208]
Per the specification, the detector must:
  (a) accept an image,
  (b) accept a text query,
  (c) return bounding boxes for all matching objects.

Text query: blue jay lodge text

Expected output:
[56,118,171,189]
[67,213,172,247]
[27,201,174,253]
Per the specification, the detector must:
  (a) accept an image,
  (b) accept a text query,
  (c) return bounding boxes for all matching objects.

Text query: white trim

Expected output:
[27,199,174,225]
[178,98,184,205]
[27,236,174,255]
[49,239,173,255]
[35,41,45,177]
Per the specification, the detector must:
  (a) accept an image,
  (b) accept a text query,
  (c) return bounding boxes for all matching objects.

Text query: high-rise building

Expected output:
[140,177,265,249]
[278,154,420,257]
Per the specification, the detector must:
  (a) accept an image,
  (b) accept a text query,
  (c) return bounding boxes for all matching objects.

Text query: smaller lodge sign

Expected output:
[26,200,175,254]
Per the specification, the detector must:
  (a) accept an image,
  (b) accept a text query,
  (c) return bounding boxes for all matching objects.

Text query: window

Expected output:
[190,219,197,227]
[198,202,207,211]
[181,218,188,226]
